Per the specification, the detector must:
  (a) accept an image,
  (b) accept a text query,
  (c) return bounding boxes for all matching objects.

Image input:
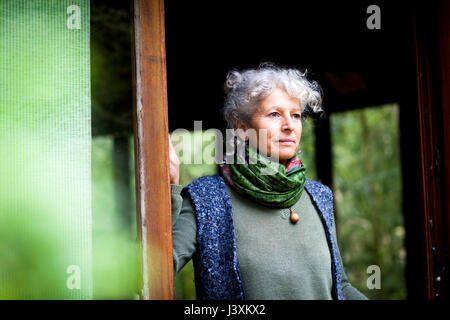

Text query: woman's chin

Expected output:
[254,146,297,163]
[276,152,297,164]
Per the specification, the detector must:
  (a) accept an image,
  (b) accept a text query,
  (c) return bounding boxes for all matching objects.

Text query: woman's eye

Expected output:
[293,114,301,119]
[269,112,279,117]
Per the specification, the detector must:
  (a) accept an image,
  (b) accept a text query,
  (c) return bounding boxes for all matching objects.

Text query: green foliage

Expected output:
[300,118,317,181]
[331,104,406,300]
[0,0,93,299]
[0,199,70,299]
[0,134,139,299]
[91,136,139,299]
[0,130,92,299]
[90,3,138,298]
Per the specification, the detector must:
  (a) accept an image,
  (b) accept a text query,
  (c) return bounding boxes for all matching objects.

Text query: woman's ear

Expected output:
[235,118,247,130]
[235,119,249,141]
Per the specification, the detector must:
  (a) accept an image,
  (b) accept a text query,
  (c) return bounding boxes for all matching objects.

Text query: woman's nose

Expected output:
[282,115,294,131]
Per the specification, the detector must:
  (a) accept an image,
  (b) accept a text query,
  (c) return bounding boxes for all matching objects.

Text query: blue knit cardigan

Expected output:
[182,174,344,300]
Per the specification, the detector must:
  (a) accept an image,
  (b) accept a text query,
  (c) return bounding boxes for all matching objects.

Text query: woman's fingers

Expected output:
[168,134,180,185]
[169,134,180,164]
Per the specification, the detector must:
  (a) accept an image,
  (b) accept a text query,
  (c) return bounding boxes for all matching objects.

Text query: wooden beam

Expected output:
[131,0,174,300]
[412,1,446,300]
[437,0,450,300]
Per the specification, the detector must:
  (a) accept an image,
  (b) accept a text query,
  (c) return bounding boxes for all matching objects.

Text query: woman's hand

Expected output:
[169,134,180,185]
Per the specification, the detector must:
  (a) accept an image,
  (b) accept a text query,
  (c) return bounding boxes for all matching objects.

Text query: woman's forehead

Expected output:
[258,99,301,111]
[260,88,300,106]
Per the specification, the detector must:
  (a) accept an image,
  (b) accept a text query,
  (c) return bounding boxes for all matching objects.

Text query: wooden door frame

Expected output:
[131,0,174,300]
[413,0,450,300]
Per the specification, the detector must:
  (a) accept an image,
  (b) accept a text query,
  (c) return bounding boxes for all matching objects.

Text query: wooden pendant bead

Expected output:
[290,208,299,223]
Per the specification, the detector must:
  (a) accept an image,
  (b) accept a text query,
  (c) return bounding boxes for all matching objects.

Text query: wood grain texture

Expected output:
[412,0,449,299]
[437,0,450,299]
[413,12,434,300]
[131,0,174,300]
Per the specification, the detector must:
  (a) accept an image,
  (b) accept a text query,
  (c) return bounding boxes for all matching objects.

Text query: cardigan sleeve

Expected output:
[331,221,369,300]
[170,184,197,276]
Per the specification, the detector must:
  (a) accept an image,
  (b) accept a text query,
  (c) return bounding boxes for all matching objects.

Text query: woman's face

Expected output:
[237,87,302,165]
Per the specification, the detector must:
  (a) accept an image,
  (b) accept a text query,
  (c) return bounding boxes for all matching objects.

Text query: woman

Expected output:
[169,63,367,300]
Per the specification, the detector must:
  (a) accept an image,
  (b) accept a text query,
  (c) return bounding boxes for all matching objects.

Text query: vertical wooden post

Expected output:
[131,0,174,300]
[413,6,437,300]
[412,0,449,299]
[437,0,450,299]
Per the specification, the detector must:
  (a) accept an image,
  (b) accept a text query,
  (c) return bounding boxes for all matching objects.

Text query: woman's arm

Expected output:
[331,221,369,300]
[171,184,197,276]
[169,135,197,276]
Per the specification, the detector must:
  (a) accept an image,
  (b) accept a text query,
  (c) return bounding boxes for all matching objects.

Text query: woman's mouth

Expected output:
[278,139,294,144]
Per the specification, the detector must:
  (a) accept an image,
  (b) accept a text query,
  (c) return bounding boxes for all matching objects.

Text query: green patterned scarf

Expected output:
[220,143,307,208]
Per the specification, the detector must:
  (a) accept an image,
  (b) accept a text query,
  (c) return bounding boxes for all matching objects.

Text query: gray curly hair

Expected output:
[222,63,324,129]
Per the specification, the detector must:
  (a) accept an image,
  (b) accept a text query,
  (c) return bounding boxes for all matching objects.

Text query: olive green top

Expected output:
[171,183,368,300]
